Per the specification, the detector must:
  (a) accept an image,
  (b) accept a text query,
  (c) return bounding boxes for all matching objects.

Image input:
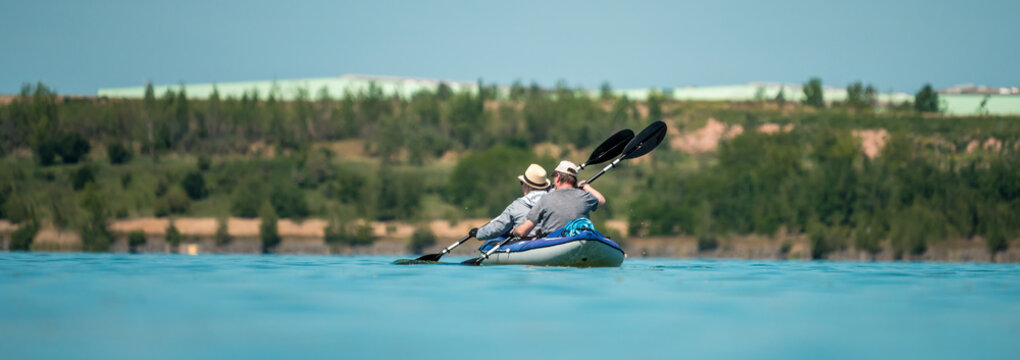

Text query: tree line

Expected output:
[1,79,1016,256]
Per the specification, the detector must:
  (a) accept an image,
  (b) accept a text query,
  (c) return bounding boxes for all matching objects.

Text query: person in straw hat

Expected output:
[512,160,605,238]
[470,163,552,240]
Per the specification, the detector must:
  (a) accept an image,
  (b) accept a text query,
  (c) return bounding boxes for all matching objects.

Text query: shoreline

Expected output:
[2,218,1017,263]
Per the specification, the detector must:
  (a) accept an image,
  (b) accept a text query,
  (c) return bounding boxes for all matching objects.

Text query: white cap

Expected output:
[554,160,579,175]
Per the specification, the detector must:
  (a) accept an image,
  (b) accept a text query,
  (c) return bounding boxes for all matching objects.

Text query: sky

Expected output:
[1,0,1018,95]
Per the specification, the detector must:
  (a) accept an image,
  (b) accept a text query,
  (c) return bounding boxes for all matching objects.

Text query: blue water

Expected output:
[1,253,1018,359]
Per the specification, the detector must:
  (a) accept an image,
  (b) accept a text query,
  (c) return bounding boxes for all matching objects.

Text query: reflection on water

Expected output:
[1,253,1018,359]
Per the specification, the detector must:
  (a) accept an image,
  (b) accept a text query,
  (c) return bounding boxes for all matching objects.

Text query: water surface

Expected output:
[1,253,1017,359]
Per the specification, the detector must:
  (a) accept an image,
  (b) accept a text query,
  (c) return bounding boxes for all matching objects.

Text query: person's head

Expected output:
[518,163,551,194]
[553,160,579,188]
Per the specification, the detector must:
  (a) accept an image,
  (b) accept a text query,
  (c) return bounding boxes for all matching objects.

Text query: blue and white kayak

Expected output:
[476,230,625,267]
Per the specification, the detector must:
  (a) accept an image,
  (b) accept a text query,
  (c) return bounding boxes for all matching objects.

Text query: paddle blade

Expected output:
[582,129,634,167]
[393,259,440,265]
[415,253,443,262]
[461,257,484,266]
[622,121,668,160]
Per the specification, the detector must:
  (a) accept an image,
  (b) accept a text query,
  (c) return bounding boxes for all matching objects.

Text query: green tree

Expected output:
[259,201,281,253]
[107,142,132,164]
[79,183,112,252]
[181,171,208,200]
[914,83,940,113]
[165,221,183,249]
[802,77,825,108]
[215,216,232,246]
[128,230,147,253]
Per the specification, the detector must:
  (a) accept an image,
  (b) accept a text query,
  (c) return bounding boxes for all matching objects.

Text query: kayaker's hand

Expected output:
[469,228,478,238]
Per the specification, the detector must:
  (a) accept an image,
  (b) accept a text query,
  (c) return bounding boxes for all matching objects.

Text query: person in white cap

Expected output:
[470,164,551,240]
[512,160,606,238]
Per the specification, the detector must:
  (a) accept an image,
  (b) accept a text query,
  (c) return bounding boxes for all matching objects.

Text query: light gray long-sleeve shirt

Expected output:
[476,189,548,240]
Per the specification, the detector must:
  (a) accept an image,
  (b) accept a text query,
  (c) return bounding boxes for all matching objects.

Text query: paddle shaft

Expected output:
[438,234,472,255]
[415,233,473,261]
[468,236,518,265]
[582,157,621,186]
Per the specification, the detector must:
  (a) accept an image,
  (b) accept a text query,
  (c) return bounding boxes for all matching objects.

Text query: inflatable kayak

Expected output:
[475,230,625,267]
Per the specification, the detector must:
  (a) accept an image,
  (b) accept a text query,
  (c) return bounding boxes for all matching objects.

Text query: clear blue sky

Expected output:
[1,0,1018,95]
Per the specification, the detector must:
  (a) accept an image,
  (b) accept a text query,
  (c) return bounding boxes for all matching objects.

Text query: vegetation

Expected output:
[259,202,280,253]
[409,226,437,254]
[1,79,1017,258]
[128,230,146,253]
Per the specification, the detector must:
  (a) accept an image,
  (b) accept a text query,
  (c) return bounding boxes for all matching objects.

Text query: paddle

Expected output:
[407,233,474,262]
[578,129,634,170]
[581,120,667,185]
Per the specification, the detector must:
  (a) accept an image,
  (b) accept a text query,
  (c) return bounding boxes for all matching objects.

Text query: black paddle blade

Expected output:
[393,259,440,265]
[461,257,484,266]
[622,121,668,160]
[415,253,443,262]
[583,129,634,167]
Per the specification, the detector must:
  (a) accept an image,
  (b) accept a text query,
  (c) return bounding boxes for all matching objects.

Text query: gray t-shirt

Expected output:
[526,188,599,235]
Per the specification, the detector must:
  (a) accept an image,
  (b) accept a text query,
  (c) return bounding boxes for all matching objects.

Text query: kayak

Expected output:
[476,230,625,267]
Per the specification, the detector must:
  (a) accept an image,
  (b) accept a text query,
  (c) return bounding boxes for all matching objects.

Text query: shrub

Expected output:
[107,142,132,164]
[57,133,91,164]
[120,173,133,189]
[2,193,32,224]
[154,176,170,197]
[9,221,39,251]
[269,181,309,219]
[79,184,112,252]
[71,165,96,191]
[408,226,436,254]
[324,219,375,246]
[128,230,147,252]
[986,230,1008,255]
[215,216,231,246]
[157,187,191,215]
[197,155,211,171]
[231,179,264,218]
[697,234,718,252]
[34,140,58,166]
[181,171,208,200]
[259,202,280,253]
[165,222,183,248]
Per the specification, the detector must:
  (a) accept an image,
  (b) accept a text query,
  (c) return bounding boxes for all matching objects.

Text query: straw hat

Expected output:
[518,164,551,190]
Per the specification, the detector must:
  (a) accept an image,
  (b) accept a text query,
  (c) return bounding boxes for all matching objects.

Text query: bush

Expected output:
[408,226,436,254]
[128,230,147,252]
[107,142,132,164]
[215,217,232,246]
[324,219,375,246]
[9,221,39,251]
[57,133,91,164]
[181,171,208,200]
[697,234,718,252]
[79,184,112,252]
[155,176,170,197]
[120,173,133,189]
[165,222,183,248]
[156,187,191,215]
[269,181,309,219]
[2,193,32,224]
[259,202,280,253]
[34,140,58,166]
[71,165,96,191]
[197,155,212,171]
[231,179,264,218]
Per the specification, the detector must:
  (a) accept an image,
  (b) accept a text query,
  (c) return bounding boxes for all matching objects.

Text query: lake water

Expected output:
[1,253,1017,359]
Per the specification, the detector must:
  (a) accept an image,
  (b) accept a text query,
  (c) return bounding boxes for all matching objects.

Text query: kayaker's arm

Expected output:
[581,183,606,208]
[513,220,536,238]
